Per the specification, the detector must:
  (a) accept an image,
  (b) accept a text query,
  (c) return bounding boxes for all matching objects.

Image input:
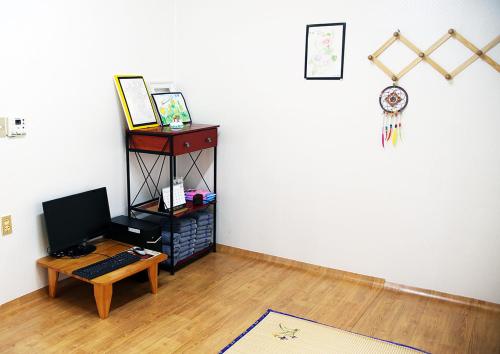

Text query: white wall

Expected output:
[0,0,175,305]
[174,0,500,303]
[1,0,499,307]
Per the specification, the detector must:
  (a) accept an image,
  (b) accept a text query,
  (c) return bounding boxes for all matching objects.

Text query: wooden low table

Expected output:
[36,239,167,319]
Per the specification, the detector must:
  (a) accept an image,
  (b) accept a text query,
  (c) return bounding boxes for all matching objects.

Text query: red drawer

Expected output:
[129,135,171,154]
[173,128,217,155]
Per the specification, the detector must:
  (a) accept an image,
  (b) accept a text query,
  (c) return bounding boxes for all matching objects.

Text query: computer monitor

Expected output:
[42,187,111,257]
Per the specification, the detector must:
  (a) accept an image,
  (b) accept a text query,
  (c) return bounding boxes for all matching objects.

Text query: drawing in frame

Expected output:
[151,92,192,127]
[114,75,159,130]
[304,22,346,80]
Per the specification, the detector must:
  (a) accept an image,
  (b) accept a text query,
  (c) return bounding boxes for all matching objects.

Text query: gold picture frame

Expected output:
[114,75,159,130]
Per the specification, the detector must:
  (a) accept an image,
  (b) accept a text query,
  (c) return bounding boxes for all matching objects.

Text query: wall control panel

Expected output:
[8,117,26,136]
[0,117,26,137]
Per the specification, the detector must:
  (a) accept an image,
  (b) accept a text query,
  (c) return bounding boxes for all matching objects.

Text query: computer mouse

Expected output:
[132,247,146,256]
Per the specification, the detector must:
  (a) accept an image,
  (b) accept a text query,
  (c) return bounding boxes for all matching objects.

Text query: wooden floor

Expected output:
[1,250,499,353]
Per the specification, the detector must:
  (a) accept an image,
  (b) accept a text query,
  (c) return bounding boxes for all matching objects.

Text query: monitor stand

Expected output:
[51,243,97,258]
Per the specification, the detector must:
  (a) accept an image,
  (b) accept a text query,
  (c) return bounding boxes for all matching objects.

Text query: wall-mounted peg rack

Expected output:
[368,29,499,82]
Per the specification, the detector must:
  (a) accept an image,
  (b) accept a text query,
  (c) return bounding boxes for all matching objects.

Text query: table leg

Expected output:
[93,284,113,319]
[148,263,159,294]
[47,269,59,298]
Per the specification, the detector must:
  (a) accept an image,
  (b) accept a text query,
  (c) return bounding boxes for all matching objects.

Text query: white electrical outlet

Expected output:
[2,215,12,236]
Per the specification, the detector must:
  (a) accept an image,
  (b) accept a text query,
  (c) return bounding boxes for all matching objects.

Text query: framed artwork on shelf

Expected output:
[114,75,159,130]
[151,92,192,127]
[149,81,177,94]
[304,22,346,80]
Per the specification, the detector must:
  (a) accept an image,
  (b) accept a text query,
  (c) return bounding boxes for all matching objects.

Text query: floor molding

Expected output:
[216,244,384,288]
[217,243,500,313]
[385,282,500,313]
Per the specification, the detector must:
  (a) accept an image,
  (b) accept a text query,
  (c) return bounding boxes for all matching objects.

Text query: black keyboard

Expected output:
[72,251,141,280]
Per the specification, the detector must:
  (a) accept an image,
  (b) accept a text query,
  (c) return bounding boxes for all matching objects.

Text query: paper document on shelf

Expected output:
[163,182,186,209]
[119,78,156,125]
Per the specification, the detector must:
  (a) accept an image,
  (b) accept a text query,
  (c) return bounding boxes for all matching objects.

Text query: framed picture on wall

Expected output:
[151,92,192,127]
[114,75,159,130]
[304,23,346,80]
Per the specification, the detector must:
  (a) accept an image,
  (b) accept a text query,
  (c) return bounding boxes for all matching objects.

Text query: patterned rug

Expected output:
[220,309,428,354]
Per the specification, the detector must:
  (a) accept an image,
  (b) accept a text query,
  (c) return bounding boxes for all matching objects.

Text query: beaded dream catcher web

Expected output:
[379,85,408,148]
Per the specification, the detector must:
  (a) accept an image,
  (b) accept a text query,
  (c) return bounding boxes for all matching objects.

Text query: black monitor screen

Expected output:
[42,187,111,253]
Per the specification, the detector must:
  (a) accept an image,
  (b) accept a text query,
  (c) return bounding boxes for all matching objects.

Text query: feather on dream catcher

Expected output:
[379,85,408,148]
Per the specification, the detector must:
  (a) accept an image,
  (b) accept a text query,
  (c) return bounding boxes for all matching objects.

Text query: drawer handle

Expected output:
[206,137,213,143]
[184,142,190,148]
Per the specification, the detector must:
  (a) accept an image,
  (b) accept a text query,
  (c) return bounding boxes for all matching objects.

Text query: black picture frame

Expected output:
[304,22,346,80]
[151,92,192,127]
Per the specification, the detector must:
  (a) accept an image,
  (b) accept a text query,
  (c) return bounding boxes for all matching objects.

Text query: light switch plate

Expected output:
[0,118,7,138]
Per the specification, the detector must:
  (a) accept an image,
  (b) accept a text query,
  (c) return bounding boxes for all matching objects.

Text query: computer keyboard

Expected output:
[72,251,141,280]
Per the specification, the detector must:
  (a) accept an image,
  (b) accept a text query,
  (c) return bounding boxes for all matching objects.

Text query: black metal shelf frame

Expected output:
[125,132,217,275]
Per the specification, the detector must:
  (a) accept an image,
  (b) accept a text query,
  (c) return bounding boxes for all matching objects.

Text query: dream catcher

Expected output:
[379,85,408,148]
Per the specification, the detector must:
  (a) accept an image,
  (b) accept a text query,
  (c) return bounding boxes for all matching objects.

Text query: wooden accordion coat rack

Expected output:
[368,29,500,82]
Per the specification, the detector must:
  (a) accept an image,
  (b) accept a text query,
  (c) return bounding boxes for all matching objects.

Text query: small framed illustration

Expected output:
[149,81,177,94]
[304,22,346,80]
[151,92,192,127]
[114,75,159,130]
